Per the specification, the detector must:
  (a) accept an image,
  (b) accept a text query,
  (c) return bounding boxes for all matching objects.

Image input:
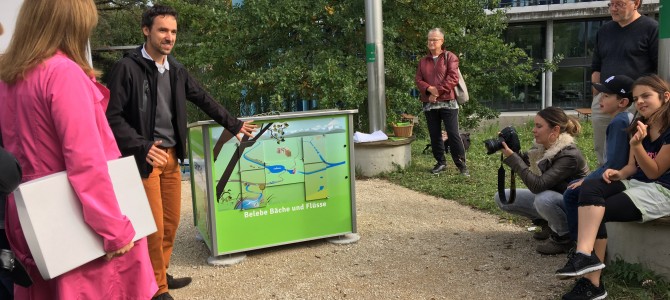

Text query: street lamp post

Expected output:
[364,0,386,133]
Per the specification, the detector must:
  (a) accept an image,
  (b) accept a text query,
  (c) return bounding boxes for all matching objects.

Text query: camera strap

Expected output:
[497,153,516,204]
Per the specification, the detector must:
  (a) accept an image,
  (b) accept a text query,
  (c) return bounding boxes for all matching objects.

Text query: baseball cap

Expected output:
[593,75,634,99]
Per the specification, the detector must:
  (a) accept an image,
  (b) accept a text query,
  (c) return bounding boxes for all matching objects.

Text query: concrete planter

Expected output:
[354,136,415,177]
[606,217,670,280]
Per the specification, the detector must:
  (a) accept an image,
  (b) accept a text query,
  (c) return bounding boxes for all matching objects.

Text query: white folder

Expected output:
[12,156,156,280]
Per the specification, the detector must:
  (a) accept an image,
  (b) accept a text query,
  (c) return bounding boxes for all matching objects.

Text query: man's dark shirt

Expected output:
[592,15,659,80]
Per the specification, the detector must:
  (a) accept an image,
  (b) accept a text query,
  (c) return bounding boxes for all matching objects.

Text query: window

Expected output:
[505,23,546,59]
[553,67,591,109]
[554,22,586,58]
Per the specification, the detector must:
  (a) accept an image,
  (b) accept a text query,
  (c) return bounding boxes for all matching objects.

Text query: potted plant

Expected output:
[388,113,414,138]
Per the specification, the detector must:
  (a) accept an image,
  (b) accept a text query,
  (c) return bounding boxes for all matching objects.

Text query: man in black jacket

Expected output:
[105,5,256,300]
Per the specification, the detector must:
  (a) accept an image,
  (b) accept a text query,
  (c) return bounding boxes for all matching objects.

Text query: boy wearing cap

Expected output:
[563,75,633,299]
[558,75,635,254]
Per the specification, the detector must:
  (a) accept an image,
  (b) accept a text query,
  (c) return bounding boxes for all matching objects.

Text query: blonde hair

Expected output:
[0,0,98,84]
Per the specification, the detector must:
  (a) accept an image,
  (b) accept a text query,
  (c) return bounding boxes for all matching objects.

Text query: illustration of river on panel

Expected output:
[210,116,348,212]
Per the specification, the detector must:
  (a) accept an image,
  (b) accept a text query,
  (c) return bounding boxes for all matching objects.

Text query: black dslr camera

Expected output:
[483,126,522,204]
[483,126,521,155]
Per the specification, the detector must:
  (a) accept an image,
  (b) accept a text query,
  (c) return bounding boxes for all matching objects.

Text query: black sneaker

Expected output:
[431,163,446,174]
[555,251,605,279]
[566,245,577,259]
[562,278,607,300]
[167,273,192,289]
[459,167,470,177]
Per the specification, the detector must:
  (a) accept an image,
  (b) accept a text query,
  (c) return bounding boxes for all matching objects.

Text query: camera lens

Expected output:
[483,138,503,155]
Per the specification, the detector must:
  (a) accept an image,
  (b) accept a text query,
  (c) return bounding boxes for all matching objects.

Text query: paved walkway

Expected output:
[169,179,570,299]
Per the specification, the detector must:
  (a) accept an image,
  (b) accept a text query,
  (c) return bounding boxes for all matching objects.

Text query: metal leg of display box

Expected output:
[195,231,204,242]
[327,233,361,245]
[195,231,247,266]
[207,253,247,266]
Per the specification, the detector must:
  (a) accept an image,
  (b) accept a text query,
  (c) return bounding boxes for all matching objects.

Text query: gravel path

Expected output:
[169,179,571,299]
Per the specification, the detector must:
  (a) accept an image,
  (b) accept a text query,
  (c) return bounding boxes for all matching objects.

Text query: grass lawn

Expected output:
[376,119,670,299]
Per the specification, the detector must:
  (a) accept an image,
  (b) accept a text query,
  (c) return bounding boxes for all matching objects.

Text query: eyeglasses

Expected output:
[427,39,443,43]
[607,1,630,9]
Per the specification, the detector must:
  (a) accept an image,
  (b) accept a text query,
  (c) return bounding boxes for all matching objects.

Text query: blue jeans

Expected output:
[563,180,581,242]
[495,189,569,236]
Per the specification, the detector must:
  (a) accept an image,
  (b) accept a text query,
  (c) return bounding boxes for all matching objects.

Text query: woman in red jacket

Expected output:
[415,28,469,176]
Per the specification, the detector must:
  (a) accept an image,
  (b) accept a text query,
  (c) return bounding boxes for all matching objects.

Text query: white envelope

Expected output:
[13,156,156,280]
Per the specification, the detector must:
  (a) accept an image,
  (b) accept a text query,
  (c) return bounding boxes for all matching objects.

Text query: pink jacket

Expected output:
[415,50,460,103]
[0,52,157,299]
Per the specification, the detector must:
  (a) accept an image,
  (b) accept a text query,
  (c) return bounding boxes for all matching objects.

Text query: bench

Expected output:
[606,216,670,280]
[575,108,592,121]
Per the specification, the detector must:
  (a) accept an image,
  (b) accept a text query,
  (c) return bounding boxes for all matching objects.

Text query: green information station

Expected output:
[187,109,359,263]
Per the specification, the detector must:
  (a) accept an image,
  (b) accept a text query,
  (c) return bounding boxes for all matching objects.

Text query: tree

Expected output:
[92,0,540,131]
[91,1,148,79]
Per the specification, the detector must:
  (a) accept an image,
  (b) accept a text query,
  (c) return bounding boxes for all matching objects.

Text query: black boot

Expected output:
[167,273,192,289]
[532,219,551,241]
[536,233,574,255]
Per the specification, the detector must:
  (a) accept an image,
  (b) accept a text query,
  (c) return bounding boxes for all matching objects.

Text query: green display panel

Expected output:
[188,112,355,255]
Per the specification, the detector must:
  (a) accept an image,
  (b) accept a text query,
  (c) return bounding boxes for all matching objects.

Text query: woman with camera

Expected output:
[494,107,589,255]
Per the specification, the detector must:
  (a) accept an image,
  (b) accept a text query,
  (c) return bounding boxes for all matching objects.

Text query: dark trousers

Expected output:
[578,178,642,239]
[424,108,466,170]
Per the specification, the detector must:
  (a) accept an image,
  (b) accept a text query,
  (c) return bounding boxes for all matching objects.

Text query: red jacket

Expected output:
[415,51,459,103]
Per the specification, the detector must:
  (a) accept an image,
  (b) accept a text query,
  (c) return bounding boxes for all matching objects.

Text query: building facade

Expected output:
[493,0,660,111]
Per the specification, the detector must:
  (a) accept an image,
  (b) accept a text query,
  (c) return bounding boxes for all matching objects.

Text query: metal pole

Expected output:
[544,20,553,108]
[659,0,670,81]
[364,0,386,132]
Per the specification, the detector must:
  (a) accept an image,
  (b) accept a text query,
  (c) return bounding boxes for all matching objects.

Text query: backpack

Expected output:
[422,132,471,154]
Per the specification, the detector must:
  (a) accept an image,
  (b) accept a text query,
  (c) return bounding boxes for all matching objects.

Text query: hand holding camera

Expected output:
[483,126,521,156]
[483,126,522,205]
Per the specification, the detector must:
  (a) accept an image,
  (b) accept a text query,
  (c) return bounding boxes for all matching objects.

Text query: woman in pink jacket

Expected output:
[0,0,157,298]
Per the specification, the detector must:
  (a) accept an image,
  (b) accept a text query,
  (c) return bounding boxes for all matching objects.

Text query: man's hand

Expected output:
[105,241,134,261]
[146,140,169,167]
[236,121,259,141]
